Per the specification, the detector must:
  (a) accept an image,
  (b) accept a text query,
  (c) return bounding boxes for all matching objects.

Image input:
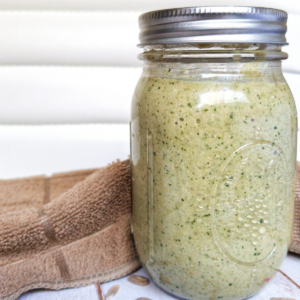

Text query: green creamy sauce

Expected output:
[131,68,297,300]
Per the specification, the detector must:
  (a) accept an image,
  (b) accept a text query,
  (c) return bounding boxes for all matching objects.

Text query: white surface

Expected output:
[18,254,300,300]
[0,11,140,67]
[0,67,141,124]
[0,124,130,179]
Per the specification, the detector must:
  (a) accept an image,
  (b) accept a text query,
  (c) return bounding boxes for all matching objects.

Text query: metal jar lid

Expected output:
[138,6,288,46]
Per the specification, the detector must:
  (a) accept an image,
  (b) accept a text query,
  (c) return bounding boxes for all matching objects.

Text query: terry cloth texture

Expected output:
[0,159,141,300]
[0,159,299,300]
[290,161,300,254]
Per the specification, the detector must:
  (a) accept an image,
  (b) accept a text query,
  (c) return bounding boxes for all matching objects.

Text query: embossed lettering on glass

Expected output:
[131,7,297,300]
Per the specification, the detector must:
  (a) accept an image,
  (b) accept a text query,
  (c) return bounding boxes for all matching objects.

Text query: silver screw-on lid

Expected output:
[138,6,288,46]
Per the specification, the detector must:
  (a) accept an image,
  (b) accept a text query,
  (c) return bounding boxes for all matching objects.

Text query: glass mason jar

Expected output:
[131,7,297,300]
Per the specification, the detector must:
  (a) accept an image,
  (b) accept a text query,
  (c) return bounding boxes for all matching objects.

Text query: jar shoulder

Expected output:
[132,72,296,119]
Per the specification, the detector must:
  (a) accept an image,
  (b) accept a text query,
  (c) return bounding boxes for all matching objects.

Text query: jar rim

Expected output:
[138,44,288,62]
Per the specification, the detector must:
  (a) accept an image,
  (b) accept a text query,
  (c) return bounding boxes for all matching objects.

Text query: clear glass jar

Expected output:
[130,43,297,300]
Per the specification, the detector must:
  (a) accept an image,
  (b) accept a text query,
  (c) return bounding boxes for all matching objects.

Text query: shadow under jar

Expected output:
[130,7,297,300]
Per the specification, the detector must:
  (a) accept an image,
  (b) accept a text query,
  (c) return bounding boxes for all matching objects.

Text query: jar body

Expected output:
[131,60,297,300]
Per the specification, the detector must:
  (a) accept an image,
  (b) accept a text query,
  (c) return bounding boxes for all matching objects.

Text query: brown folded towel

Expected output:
[0,159,141,300]
[0,159,299,300]
[291,161,300,254]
